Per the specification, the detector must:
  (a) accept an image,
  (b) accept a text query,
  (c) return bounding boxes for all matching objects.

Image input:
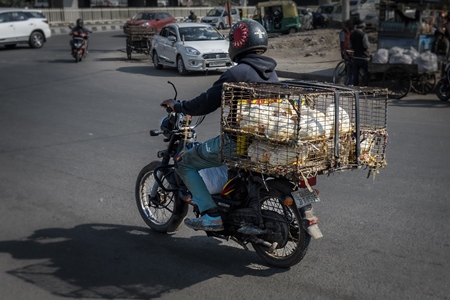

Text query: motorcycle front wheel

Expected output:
[436,80,450,101]
[76,52,81,63]
[135,161,184,233]
[252,191,311,268]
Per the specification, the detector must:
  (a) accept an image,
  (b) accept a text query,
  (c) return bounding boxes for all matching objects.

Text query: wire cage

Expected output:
[220,81,389,183]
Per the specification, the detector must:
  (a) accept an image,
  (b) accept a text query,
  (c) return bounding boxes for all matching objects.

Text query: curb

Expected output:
[51,24,124,35]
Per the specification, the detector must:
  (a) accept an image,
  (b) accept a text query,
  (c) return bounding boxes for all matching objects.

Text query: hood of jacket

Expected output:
[238,53,277,81]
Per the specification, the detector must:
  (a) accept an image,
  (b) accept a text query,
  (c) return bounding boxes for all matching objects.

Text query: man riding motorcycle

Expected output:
[160,19,278,231]
[70,18,90,54]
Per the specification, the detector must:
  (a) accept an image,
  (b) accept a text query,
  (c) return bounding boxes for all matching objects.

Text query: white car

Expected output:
[0,8,51,49]
[151,23,233,75]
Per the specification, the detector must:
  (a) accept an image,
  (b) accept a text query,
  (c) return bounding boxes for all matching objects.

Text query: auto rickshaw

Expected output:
[253,0,301,34]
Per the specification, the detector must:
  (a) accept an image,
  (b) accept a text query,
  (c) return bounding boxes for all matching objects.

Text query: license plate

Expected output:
[209,61,226,67]
[291,189,320,209]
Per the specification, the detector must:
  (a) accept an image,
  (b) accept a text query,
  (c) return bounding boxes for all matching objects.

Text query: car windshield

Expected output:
[207,9,223,17]
[133,13,155,20]
[179,26,224,41]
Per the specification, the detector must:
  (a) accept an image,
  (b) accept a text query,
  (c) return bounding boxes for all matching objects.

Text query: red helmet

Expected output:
[228,19,268,62]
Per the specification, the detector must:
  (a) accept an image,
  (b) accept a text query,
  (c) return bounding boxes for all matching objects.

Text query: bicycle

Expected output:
[332,50,364,85]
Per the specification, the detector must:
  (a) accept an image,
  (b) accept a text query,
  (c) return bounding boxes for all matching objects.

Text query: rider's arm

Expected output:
[173,71,237,116]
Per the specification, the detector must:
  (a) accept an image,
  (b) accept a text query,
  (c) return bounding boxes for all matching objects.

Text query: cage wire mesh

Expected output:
[220,82,388,183]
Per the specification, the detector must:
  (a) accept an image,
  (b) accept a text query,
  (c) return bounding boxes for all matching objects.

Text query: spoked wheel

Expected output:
[252,190,311,268]
[135,161,183,233]
[382,66,411,99]
[412,73,436,95]
[126,39,132,60]
[332,60,348,85]
[436,80,450,101]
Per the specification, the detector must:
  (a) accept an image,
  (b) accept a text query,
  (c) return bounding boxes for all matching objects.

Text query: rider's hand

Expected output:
[161,99,177,110]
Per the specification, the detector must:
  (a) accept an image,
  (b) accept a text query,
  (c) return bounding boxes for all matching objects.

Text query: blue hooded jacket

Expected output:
[173,53,278,116]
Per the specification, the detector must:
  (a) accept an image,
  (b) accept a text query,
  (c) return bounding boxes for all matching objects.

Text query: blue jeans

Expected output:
[175,134,233,213]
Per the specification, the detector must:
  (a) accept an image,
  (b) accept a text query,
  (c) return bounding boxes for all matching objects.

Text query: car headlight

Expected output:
[142,22,149,27]
[185,47,200,56]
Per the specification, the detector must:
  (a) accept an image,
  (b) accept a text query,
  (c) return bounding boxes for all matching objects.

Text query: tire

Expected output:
[76,52,81,63]
[288,27,297,34]
[332,60,348,85]
[135,161,182,232]
[177,55,188,75]
[436,80,450,101]
[382,67,411,99]
[126,39,132,59]
[412,73,436,95]
[29,31,45,48]
[153,51,163,69]
[252,190,311,268]
[218,23,224,30]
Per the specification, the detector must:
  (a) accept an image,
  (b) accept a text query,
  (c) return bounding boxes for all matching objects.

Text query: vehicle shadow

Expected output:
[116,65,224,78]
[0,223,287,299]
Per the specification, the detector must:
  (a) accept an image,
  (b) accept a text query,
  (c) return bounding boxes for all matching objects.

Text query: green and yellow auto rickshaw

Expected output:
[253,0,300,34]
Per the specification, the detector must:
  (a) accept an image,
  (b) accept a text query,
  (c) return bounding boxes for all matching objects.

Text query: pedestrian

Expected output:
[339,19,353,59]
[160,20,278,231]
[349,21,370,86]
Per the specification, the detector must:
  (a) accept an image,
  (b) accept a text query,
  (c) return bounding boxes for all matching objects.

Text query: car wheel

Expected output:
[218,23,224,30]
[153,51,163,70]
[288,27,297,34]
[5,44,17,49]
[177,55,188,75]
[29,31,45,48]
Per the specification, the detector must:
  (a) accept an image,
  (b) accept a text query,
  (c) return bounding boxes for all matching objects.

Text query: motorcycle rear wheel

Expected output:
[76,52,81,63]
[436,80,450,101]
[252,191,311,268]
[135,161,181,233]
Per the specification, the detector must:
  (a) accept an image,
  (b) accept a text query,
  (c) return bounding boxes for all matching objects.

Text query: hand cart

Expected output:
[125,27,156,59]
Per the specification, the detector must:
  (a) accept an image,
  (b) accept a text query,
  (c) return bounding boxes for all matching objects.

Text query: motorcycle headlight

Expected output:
[185,47,200,56]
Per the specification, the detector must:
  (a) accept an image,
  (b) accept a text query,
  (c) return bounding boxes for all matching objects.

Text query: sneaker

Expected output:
[184,214,224,231]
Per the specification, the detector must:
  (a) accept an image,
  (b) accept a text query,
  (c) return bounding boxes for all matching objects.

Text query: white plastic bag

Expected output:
[372,48,389,64]
[389,53,412,64]
[414,51,438,73]
[199,165,229,195]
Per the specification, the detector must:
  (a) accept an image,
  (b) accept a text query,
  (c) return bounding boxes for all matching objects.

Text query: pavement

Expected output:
[51,22,336,82]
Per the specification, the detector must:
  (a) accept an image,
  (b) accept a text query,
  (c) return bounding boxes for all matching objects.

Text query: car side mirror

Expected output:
[168,35,177,43]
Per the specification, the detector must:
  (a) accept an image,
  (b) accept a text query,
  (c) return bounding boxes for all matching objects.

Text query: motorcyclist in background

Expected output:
[70,18,90,53]
[188,10,198,22]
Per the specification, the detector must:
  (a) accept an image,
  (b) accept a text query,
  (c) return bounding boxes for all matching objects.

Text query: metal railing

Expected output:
[39,7,255,26]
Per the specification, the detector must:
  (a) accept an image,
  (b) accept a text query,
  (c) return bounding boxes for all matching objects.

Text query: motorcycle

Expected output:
[69,27,91,63]
[135,82,322,268]
[436,61,450,101]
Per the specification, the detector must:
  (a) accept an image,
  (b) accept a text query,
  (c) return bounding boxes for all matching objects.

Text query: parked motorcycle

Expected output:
[69,27,91,63]
[436,61,450,101]
[135,82,322,268]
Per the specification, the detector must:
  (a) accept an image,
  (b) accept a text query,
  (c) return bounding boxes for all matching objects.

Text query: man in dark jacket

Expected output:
[70,18,90,53]
[161,19,278,231]
[349,21,370,86]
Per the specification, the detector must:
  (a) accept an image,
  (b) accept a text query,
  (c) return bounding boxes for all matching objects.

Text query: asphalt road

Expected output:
[0,31,449,300]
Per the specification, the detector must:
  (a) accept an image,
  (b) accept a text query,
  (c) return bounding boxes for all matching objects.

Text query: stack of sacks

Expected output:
[414,51,438,73]
[388,46,413,64]
[372,48,389,64]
